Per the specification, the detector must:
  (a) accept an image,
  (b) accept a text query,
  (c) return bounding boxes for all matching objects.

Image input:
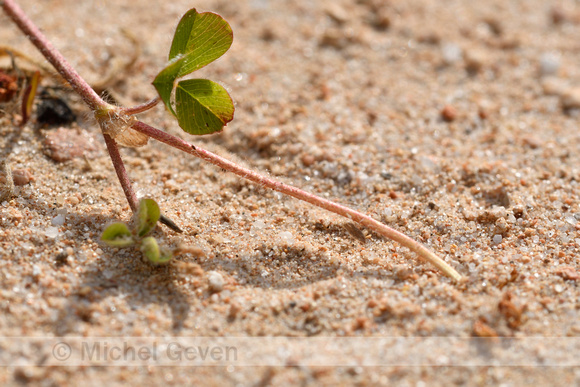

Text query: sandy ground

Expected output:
[2,0,580,385]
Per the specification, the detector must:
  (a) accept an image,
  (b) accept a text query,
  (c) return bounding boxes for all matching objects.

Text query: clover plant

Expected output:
[1,0,463,281]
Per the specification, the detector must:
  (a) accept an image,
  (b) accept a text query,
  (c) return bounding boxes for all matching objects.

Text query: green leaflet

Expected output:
[101,222,134,247]
[167,9,233,73]
[136,198,161,237]
[152,55,184,116]
[141,236,172,264]
[175,79,234,135]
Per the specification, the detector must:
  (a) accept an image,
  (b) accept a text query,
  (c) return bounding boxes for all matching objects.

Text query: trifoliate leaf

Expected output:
[153,8,233,116]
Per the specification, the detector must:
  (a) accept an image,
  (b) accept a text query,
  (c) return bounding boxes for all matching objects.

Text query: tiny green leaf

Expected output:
[141,237,172,264]
[101,223,134,247]
[168,9,233,72]
[151,56,184,116]
[136,198,161,237]
[153,8,233,115]
[175,79,234,135]
[140,236,160,262]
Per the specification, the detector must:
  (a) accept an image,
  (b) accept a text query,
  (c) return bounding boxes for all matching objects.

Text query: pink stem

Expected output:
[121,97,160,115]
[132,121,463,281]
[103,134,138,212]
[1,0,188,230]
[1,0,107,110]
[103,134,182,232]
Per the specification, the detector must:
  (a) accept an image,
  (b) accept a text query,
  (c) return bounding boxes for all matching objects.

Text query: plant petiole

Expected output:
[121,97,160,116]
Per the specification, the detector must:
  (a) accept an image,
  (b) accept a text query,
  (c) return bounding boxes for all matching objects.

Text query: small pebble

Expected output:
[560,88,580,110]
[320,28,347,49]
[56,195,65,206]
[12,169,34,186]
[301,153,316,167]
[492,234,503,244]
[541,77,567,96]
[522,135,542,149]
[483,16,503,36]
[51,214,66,226]
[464,49,487,73]
[67,193,81,206]
[554,267,580,281]
[278,231,294,245]
[45,226,59,239]
[490,206,507,219]
[372,10,391,31]
[441,105,457,122]
[550,6,568,25]
[250,220,266,236]
[43,127,99,162]
[441,43,462,64]
[207,271,225,292]
[324,3,349,24]
[417,31,441,45]
[394,265,417,281]
[539,52,561,76]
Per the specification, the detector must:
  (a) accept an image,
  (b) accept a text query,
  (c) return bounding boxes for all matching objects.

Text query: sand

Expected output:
[1,0,580,385]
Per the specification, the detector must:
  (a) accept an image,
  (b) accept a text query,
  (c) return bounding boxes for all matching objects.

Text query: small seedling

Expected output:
[101,198,172,264]
[1,0,463,281]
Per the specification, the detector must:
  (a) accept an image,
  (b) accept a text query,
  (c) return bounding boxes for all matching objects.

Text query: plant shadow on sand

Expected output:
[52,215,406,335]
[192,221,403,290]
[54,249,192,334]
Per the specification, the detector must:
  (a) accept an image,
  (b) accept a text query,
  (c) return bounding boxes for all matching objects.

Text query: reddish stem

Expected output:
[2,0,142,219]
[121,97,160,115]
[1,0,107,110]
[132,121,463,281]
[103,133,182,232]
[103,134,138,212]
